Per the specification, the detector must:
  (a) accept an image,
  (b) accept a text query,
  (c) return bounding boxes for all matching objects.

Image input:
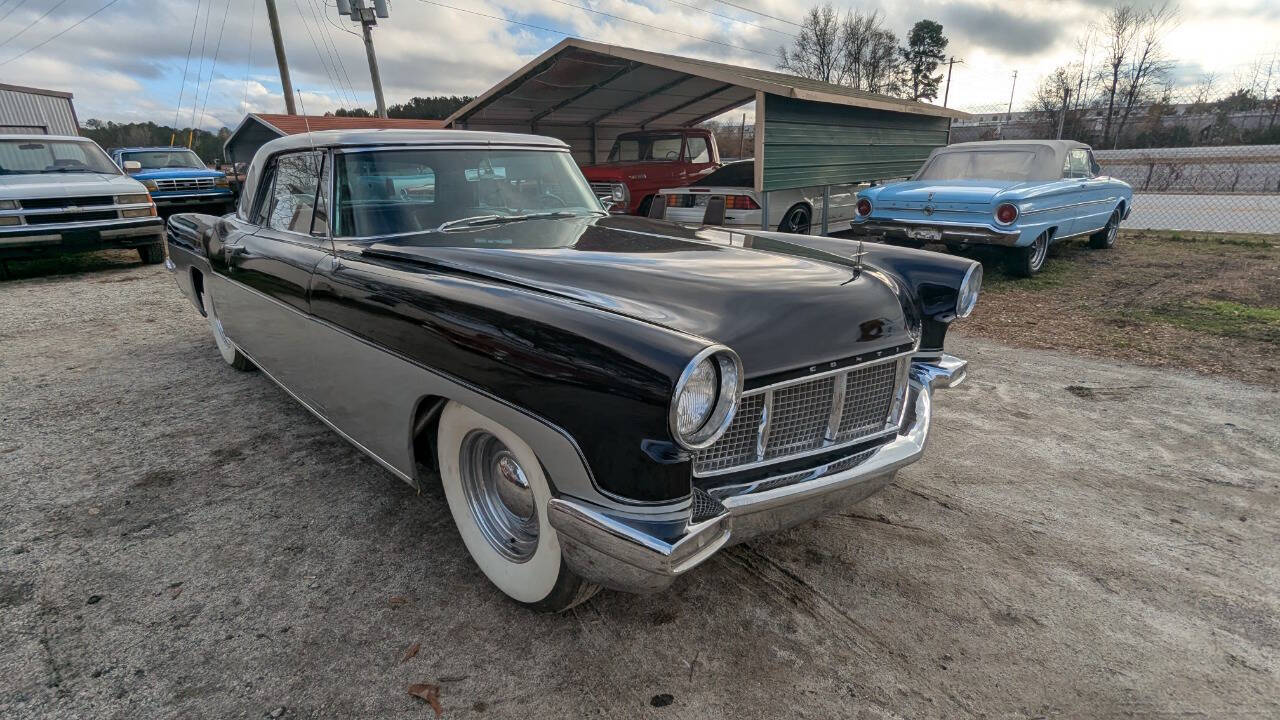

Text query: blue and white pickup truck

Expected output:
[110,147,234,215]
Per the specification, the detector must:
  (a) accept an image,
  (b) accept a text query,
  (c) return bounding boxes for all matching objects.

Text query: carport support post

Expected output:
[760,192,769,230]
[821,185,830,235]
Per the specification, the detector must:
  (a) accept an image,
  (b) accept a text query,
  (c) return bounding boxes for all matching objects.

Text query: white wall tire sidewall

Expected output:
[200,289,238,365]
[437,401,562,604]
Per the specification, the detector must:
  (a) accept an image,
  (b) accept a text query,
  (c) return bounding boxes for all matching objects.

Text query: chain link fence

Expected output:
[951,89,1280,236]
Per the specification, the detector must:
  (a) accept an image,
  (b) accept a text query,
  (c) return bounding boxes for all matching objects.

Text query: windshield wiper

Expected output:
[436,211,583,232]
[43,167,98,173]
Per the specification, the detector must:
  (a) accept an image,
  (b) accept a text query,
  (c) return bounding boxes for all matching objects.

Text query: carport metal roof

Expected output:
[446,38,968,194]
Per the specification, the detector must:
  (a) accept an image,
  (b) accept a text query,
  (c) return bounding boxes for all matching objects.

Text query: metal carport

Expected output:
[446,38,968,230]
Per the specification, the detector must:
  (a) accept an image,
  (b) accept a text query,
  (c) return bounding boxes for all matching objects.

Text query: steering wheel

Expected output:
[664,150,679,160]
[537,192,567,209]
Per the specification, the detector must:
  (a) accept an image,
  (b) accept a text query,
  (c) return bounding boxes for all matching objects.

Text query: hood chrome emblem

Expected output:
[923,204,935,216]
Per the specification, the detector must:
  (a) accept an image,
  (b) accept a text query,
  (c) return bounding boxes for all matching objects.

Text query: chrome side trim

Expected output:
[1020,195,1119,215]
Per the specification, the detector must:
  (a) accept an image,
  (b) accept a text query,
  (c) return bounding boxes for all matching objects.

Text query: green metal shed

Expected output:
[446,38,966,229]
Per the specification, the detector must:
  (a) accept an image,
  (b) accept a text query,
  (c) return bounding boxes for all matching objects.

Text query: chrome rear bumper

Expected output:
[852,220,1020,247]
[547,355,966,594]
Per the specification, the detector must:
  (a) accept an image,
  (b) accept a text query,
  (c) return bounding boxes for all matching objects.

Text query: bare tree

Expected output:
[862,25,903,95]
[1099,4,1139,147]
[778,4,848,85]
[1113,2,1179,146]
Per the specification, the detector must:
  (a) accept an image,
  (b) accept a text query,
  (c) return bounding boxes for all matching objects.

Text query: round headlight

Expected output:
[611,183,627,202]
[670,346,743,450]
[956,262,982,318]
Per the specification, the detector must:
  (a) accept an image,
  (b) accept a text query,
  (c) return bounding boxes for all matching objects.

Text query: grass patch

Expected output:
[1121,230,1280,250]
[981,254,1078,292]
[1147,300,1280,344]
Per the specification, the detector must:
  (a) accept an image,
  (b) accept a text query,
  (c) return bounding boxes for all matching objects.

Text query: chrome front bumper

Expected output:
[547,355,966,594]
[852,220,1021,247]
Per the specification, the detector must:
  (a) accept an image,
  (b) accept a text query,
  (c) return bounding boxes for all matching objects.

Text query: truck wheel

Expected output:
[778,204,811,233]
[137,244,165,264]
[200,284,254,371]
[1089,209,1120,249]
[437,401,600,612]
[636,195,653,217]
[1008,231,1050,277]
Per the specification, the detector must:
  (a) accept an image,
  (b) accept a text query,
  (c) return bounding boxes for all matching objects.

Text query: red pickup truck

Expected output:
[580,128,720,215]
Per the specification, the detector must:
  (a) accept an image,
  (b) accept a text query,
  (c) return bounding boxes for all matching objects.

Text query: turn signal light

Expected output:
[995,203,1019,224]
[725,195,760,210]
[856,198,872,216]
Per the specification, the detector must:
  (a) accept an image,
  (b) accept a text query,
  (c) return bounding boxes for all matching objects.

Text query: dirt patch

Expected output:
[953,230,1280,388]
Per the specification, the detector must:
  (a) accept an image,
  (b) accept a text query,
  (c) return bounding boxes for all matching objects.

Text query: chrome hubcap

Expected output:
[459,430,539,562]
[1107,218,1118,244]
[1031,234,1048,269]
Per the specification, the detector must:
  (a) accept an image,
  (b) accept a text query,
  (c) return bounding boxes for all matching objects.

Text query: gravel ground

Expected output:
[2,262,1278,719]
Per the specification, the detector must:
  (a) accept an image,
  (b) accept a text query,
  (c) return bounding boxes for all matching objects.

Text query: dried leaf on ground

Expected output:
[401,642,420,663]
[388,595,410,606]
[407,683,443,717]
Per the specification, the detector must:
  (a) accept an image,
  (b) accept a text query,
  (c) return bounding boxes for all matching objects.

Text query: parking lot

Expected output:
[2,256,1277,718]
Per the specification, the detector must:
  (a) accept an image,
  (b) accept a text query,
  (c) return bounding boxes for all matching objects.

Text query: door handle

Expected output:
[225,244,248,260]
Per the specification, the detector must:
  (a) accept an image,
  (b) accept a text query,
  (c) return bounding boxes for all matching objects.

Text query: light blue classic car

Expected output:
[851,140,1133,276]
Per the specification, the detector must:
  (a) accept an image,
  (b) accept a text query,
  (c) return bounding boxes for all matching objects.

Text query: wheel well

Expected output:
[410,395,449,486]
[780,202,812,230]
[1115,200,1127,217]
[190,268,207,317]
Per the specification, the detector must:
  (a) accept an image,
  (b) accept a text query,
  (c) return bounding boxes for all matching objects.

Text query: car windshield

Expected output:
[122,149,205,169]
[692,161,753,187]
[333,147,603,238]
[0,139,119,175]
[917,150,1041,181]
[607,135,684,162]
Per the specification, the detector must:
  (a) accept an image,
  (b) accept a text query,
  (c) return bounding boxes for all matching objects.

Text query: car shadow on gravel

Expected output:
[1,249,148,282]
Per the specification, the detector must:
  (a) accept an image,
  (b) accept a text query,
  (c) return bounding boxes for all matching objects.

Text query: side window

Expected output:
[312,153,330,236]
[1088,151,1101,176]
[650,136,683,160]
[1065,149,1092,178]
[686,136,710,163]
[264,152,323,234]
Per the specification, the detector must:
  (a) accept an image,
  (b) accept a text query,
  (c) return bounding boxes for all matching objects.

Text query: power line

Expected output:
[709,0,802,29]
[546,0,774,58]
[298,0,349,103]
[171,0,202,140]
[194,0,234,131]
[0,0,33,26]
[664,0,796,39]
[0,0,70,51]
[190,0,216,130]
[0,0,123,67]
[308,0,358,105]
[243,0,257,112]
[290,0,348,105]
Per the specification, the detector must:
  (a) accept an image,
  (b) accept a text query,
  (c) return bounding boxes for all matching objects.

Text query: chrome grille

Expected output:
[589,182,615,197]
[154,177,216,192]
[693,356,909,476]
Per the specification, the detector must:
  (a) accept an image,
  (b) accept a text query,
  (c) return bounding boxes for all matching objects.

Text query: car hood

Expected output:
[130,168,224,180]
[0,172,146,197]
[868,179,1026,207]
[362,215,916,379]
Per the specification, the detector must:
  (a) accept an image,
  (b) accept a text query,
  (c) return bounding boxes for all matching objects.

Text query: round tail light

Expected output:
[995,203,1018,225]
[856,198,872,217]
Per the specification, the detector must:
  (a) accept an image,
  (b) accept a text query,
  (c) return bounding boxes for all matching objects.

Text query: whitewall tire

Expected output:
[200,284,254,371]
[436,401,599,611]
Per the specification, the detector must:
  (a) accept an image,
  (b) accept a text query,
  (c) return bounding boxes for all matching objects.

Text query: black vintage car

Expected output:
[164,129,980,611]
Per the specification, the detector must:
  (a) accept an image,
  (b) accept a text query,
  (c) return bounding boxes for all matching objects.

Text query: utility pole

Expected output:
[1057,87,1071,139]
[264,0,296,115]
[1007,70,1018,120]
[942,57,963,108]
[338,0,389,118]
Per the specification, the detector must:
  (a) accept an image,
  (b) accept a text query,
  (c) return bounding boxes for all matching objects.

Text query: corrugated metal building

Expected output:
[0,83,79,136]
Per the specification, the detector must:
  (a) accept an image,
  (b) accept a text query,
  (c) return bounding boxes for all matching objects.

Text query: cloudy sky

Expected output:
[1,0,1277,129]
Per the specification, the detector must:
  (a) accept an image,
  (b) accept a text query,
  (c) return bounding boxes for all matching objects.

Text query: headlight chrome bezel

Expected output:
[956,261,983,318]
[669,345,744,451]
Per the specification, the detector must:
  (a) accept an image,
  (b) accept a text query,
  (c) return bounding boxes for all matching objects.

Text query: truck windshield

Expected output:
[0,139,120,175]
[333,147,603,238]
[122,149,205,170]
[607,135,684,162]
[916,150,1042,181]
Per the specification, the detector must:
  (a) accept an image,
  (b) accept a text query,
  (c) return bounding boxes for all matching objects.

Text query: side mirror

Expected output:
[123,160,141,173]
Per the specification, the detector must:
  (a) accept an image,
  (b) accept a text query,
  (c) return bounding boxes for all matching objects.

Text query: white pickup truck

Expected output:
[0,134,164,272]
